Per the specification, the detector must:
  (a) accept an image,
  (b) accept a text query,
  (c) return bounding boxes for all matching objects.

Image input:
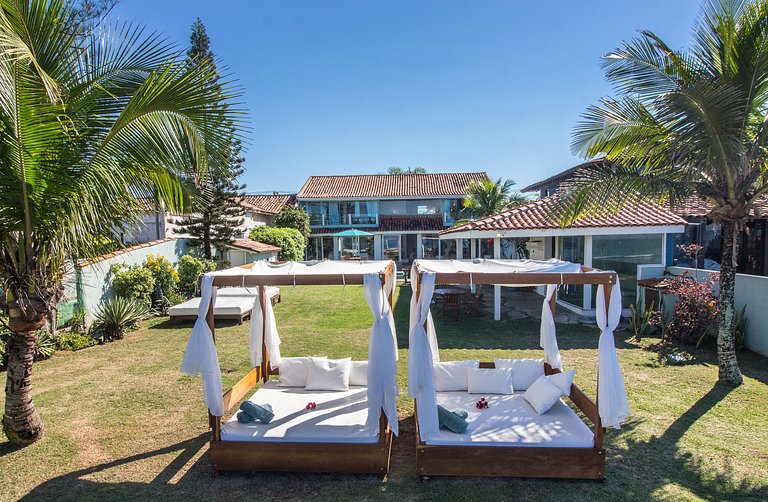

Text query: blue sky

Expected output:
[112,0,702,194]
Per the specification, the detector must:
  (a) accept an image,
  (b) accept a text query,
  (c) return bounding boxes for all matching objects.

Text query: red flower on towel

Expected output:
[475,397,489,409]
[305,402,317,410]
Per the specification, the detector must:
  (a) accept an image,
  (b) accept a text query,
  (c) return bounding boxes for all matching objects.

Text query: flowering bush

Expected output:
[144,254,181,311]
[666,272,719,345]
[177,255,217,298]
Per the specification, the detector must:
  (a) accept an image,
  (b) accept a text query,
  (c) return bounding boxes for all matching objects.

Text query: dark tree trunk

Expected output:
[717,219,744,386]
[3,330,44,444]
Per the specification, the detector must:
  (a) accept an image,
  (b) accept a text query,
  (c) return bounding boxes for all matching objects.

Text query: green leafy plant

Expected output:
[111,264,155,308]
[33,330,56,361]
[91,297,153,342]
[67,311,86,334]
[249,226,304,261]
[177,255,217,298]
[143,254,181,311]
[274,206,311,243]
[55,330,97,352]
[629,300,655,341]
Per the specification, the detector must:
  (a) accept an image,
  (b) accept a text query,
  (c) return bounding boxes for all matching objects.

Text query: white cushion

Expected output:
[277,357,325,387]
[349,361,368,386]
[494,358,544,390]
[306,357,352,391]
[433,360,479,391]
[548,369,576,397]
[523,375,563,414]
[467,367,514,394]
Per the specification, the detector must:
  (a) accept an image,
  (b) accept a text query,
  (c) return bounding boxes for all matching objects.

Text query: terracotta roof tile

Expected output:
[668,195,768,218]
[240,194,297,214]
[229,238,281,253]
[78,238,177,267]
[310,215,445,235]
[440,195,686,235]
[522,158,610,192]
[297,172,488,199]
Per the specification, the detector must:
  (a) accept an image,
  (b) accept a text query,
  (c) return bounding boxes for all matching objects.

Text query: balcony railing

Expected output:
[308,214,378,227]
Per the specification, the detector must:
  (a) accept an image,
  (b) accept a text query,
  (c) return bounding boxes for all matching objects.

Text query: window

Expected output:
[422,238,440,258]
[382,235,400,261]
[406,199,441,215]
[440,239,457,259]
[558,236,584,308]
[592,234,663,308]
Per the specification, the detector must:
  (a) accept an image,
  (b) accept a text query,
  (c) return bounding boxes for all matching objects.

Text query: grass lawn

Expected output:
[1,284,767,501]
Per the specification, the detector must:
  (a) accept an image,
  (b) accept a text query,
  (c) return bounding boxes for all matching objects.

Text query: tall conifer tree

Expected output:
[174,19,245,259]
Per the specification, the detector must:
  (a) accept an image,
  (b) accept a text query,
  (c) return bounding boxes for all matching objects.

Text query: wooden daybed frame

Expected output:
[411,263,617,481]
[169,290,281,325]
[203,261,397,476]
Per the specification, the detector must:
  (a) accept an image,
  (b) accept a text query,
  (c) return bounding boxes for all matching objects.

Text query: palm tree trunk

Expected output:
[2,329,44,444]
[717,220,744,386]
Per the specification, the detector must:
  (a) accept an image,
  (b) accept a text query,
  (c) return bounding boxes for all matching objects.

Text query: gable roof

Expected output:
[522,158,610,193]
[440,195,687,235]
[240,194,296,214]
[668,195,768,219]
[297,172,488,199]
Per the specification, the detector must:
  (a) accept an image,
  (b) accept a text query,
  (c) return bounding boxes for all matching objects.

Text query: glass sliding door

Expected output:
[592,234,663,308]
[558,236,584,308]
[382,235,400,261]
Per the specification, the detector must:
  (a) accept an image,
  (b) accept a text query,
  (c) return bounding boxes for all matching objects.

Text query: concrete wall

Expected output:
[58,239,188,324]
[640,265,768,357]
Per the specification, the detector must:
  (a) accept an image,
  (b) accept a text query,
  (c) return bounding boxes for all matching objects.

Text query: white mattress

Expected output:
[216,286,280,298]
[168,287,280,317]
[168,296,253,317]
[425,391,594,448]
[220,381,377,444]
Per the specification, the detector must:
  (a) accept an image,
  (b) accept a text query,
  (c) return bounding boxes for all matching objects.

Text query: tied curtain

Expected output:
[250,290,282,369]
[364,272,399,436]
[407,269,440,440]
[180,274,224,417]
[596,278,630,429]
[539,284,562,370]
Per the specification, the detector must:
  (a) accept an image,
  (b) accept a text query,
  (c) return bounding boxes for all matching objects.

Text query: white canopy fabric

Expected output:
[247,259,393,278]
[407,270,440,439]
[180,274,224,416]
[540,284,562,370]
[364,273,399,436]
[415,258,583,284]
[596,280,631,429]
[250,292,282,369]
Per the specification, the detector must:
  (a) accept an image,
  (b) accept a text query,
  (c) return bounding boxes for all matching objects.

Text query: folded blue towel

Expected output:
[437,405,469,433]
[238,402,274,424]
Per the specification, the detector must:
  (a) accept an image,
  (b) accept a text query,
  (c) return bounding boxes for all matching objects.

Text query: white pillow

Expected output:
[523,375,563,414]
[467,367,514,394]
[548,369,575,397]
[349,361,368,386]
[493,358,544,390]
[433,360,479,391]
[305,357,352,391]
[277,357,324,387]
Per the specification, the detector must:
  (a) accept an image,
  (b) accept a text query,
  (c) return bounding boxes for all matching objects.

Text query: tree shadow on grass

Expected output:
[150,318,243,330]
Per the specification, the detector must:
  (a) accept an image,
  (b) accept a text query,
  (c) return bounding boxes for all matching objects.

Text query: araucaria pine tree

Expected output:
[174,19,245,259]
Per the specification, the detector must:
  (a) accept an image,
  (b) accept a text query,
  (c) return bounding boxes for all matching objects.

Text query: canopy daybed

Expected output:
[180,260,399,475]
[408,259,630,480]
[168,286,281,324]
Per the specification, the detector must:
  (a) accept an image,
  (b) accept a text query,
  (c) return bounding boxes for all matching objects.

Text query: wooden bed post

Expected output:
[594,279,612,450]
[206,288,222,441]
[259,285,269,383]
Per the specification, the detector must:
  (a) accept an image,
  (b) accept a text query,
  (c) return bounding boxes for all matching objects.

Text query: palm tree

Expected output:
[0,0,241,444]
[564,0,768,386]
[462,177,528,218]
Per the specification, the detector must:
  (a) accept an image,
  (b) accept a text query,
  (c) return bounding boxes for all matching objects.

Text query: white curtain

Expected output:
[539,284,562,370]
[250,290,282,370]
[180,274,223,417]
[596,277,630,429]
[407,269,439,440]
[364,272,399,436]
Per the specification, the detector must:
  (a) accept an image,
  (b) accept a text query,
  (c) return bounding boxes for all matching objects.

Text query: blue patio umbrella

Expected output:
[332,228,374,258]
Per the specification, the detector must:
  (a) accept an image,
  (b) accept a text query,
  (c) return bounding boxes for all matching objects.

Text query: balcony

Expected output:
[308,213,378,227]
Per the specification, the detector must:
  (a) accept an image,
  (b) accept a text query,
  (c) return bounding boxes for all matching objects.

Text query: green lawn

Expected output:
[1,284,767,501]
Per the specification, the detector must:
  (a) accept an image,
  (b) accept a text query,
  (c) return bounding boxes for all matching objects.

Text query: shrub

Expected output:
[55,330,98,351]
[111,264,155,308]
[178,255,217,297]
[91,296,153,342]
[629,299,656,341]
[666,272,719,346]
[67,311,86,333]
[273,206,310,242]
[249,226,304,261]
[33,329,56,361]
[144,254,181,311]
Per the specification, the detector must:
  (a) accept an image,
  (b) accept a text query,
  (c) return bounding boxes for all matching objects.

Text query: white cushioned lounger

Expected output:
[427,392,594,448]
[216,286,280,298]
[221,381,377,444]
[168,296,254,318]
